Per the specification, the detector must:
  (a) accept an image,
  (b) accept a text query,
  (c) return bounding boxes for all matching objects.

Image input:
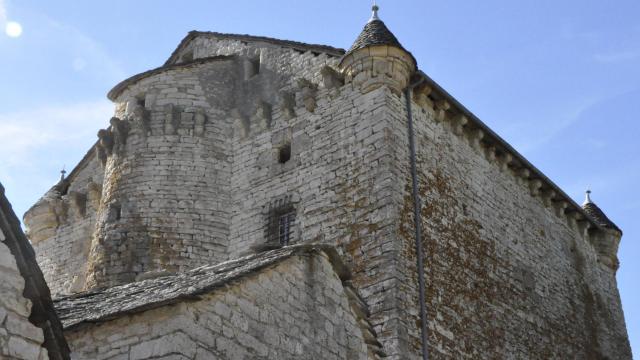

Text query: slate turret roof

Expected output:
[345,5,416,66]
[348,18,404,53]
[582,191,622,233]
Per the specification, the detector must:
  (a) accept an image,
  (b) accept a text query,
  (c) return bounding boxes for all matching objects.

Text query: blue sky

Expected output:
[1,0,638,354]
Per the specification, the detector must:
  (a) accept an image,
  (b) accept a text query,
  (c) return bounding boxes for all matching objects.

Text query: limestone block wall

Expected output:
[64,253,370,360]
[228,83,405,357]
[25,154,104,295]
[85,59,238,290]
[382,89,631,359]
[0,228,49,360]
[28,36,346,293]
[174,35,341,86]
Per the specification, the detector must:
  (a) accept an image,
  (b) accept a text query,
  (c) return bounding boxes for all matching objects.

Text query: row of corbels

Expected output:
[234,73,339,139]
[232,100,273,139]
[47,180,102,227]
[413,85,600,239]
[96,105,209,164]
[234,66,345,140]
[96,117,130,165]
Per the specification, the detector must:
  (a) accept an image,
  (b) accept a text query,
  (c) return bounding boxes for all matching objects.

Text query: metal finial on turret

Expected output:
[583,189,592,205]
[369,1,380,22]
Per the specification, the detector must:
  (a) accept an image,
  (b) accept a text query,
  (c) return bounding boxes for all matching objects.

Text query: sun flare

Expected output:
[5,21,22,38]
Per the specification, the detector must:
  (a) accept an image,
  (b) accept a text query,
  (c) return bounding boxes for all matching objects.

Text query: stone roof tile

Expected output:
[583,201,621,233]
[53,244,346,330]
[348,20,404,53]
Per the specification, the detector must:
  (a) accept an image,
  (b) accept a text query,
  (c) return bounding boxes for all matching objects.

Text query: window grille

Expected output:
[264,202,297,248]
[278,211,295,246]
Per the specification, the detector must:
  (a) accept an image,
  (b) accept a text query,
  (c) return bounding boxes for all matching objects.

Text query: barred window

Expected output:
[265,203,296,248]
[278,211,296,246]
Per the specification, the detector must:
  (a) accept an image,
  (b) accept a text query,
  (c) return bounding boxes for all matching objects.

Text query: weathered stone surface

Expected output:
[62,247,372,359]
[0,238,49,359]
[20,24,630,360]
[0,182,68,359]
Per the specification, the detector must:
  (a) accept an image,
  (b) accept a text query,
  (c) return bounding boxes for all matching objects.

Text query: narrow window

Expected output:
[108,203,122,222]
[136,95,146,108]
[278,143,291,164]
[243,57,261,80]
[278,211,295,246]
[265,203,297,248]
[250,58,260,76]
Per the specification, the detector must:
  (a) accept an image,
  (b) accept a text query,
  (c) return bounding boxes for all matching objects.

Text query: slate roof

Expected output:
[0,183,70,359]
[54,244,348,330]
[343,15,417,68]
[583,201,622,233]
[348,20,403,53]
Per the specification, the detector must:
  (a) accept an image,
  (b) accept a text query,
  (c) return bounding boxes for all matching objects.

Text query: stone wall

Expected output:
[64,252,370,360]
[24,153,104,295]
[22,31,631,359]
[225,79,409,358]
[0,228,49,360]
[85,58,237,290]
[383,88,631,359]
[24,36,346,294]
[174,36,341,86]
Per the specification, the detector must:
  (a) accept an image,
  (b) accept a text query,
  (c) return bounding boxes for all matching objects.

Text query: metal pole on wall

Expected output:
[405,79,429,360]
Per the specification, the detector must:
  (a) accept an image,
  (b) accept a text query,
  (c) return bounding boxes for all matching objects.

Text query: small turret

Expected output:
[339,4,417,94]
[582,190,623,270]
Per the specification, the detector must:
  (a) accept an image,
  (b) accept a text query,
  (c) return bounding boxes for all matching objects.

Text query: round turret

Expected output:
[339,5,417,94]
[582,190,622,270]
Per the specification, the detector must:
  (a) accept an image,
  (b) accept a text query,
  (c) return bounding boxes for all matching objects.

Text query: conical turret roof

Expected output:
[582,190,622,233]
[345,5,416,66]
[348,19,403,52]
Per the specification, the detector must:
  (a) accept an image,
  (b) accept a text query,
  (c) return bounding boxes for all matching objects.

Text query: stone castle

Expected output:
[0,5,631,359]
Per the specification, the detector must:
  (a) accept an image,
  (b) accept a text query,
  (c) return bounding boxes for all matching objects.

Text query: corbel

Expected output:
[434,99,450,122]
[468,128,485,151]
[452,114,469,135]
[529,178,543,197]
[553,200,568,218]
[499,153,514,172]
